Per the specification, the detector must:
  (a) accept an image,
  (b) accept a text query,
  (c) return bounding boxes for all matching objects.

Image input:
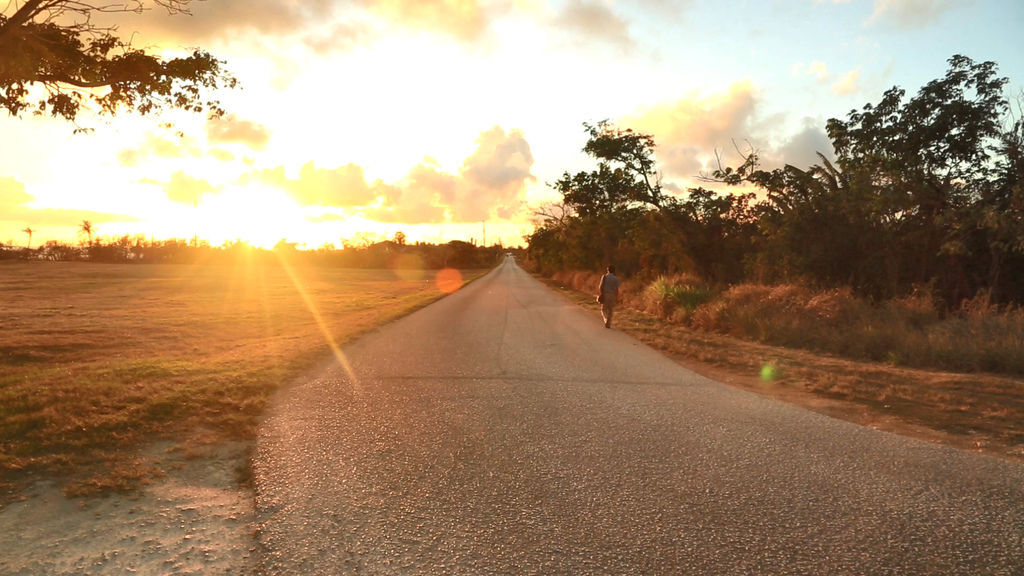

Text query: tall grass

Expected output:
[550,269,1024,376]
[690,285,1024,375]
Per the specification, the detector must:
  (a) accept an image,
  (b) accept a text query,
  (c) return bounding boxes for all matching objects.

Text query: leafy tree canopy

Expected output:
[827,55,1008,189]
[0,1,236,128]
[530,55,1024,305]
[553,120,666,218]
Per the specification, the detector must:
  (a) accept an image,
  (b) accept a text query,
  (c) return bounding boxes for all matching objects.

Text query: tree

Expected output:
[582,120,664,208]
[21,225,33,248]
[972,102,1024,300]
[553,163,647,218]
[704,55,1020,303]
[825,55,1011,300]
[536,121,762,278]
[1,1,235,127]
[79,219,93,246]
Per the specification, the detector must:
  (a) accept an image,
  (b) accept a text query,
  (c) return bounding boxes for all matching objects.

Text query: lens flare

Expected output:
[435,268,463,294]
[760,363,777,382]
[391,253,426,282]
[274,251,359,388]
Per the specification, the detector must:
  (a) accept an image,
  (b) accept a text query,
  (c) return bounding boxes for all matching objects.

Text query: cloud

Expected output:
[304,20,378,55]
[247,162,376,207]
[867,0,954,29]
[368,125,536,224]
[367,0,492,42]
[0,178,137,231]
[553,0,634,50]
[808,61,830,81]
[119,118,265,167]
[462,127,534,194]
[831,68,861,95]
[408,161,459,205]
[235,126,533,224]
[793,60,831,82]
[365,166,449,224]
[163,171,216,205]
[4,208,137,229]
[206,115,271,151]
[109,0,498,51]
[629,0,695,17]
[0,177,33,212]
[624,81,759,177]
[117,133,203,167]
[211,149,236,162]
[454,126,535,222]
[111,0,334,43]
[775,120,836,168]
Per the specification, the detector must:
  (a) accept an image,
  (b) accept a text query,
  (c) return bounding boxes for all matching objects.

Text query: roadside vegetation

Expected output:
[553,270,1024,376]
[526,55,1024,461]
[0,253,492,499]
[545,272,1024,463]
[527,56,1024,310]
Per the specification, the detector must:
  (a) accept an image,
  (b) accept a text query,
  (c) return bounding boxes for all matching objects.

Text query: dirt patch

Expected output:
[0,440,256,575]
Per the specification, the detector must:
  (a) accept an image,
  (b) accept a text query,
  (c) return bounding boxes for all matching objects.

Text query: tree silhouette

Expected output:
[79,220,93,246]
[582,120,664,208]
[21,225,33,249]
[0,1,235,128]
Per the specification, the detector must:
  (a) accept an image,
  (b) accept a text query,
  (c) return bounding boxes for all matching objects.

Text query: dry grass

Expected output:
[555,271,1024,377]
[0,260,484,497]
[690,284,1024,375]
[541,273,1024,464]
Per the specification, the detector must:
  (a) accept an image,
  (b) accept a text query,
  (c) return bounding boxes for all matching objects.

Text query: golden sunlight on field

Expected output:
[0,260,485,495]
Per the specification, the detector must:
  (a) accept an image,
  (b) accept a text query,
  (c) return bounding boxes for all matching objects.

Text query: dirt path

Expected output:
[0,442,255,575]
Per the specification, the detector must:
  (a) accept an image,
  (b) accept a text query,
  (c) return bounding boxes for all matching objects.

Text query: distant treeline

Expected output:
[526,56,1024,307]
[0,236,513,270]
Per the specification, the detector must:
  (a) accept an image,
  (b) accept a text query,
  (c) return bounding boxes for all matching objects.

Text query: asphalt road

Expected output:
[253,258,1024,575]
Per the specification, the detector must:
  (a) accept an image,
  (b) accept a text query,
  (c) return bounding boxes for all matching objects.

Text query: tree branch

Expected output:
[36,73,109,87]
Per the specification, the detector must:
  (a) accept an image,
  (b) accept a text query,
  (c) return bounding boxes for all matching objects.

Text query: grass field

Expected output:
[0,260,483,497]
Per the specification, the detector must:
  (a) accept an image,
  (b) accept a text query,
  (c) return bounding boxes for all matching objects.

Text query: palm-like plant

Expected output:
[22,226,33,249]
[80,220,93,246]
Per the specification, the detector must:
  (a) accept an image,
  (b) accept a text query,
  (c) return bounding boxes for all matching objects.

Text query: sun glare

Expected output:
[196,185,307,248]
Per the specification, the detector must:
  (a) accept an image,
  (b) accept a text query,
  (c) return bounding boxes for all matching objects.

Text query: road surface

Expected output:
[253,259,1024,575]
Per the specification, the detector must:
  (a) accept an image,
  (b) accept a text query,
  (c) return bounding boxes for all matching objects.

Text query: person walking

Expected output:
[597,265,620,328]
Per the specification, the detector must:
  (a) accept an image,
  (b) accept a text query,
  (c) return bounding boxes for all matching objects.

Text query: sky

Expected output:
[2,0,1023,249]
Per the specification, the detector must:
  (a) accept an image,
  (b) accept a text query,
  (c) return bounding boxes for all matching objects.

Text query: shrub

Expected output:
[687,281,1024,375]
[643,275,713,320]
[549,270,1024,376]
[917,302,1024,374]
